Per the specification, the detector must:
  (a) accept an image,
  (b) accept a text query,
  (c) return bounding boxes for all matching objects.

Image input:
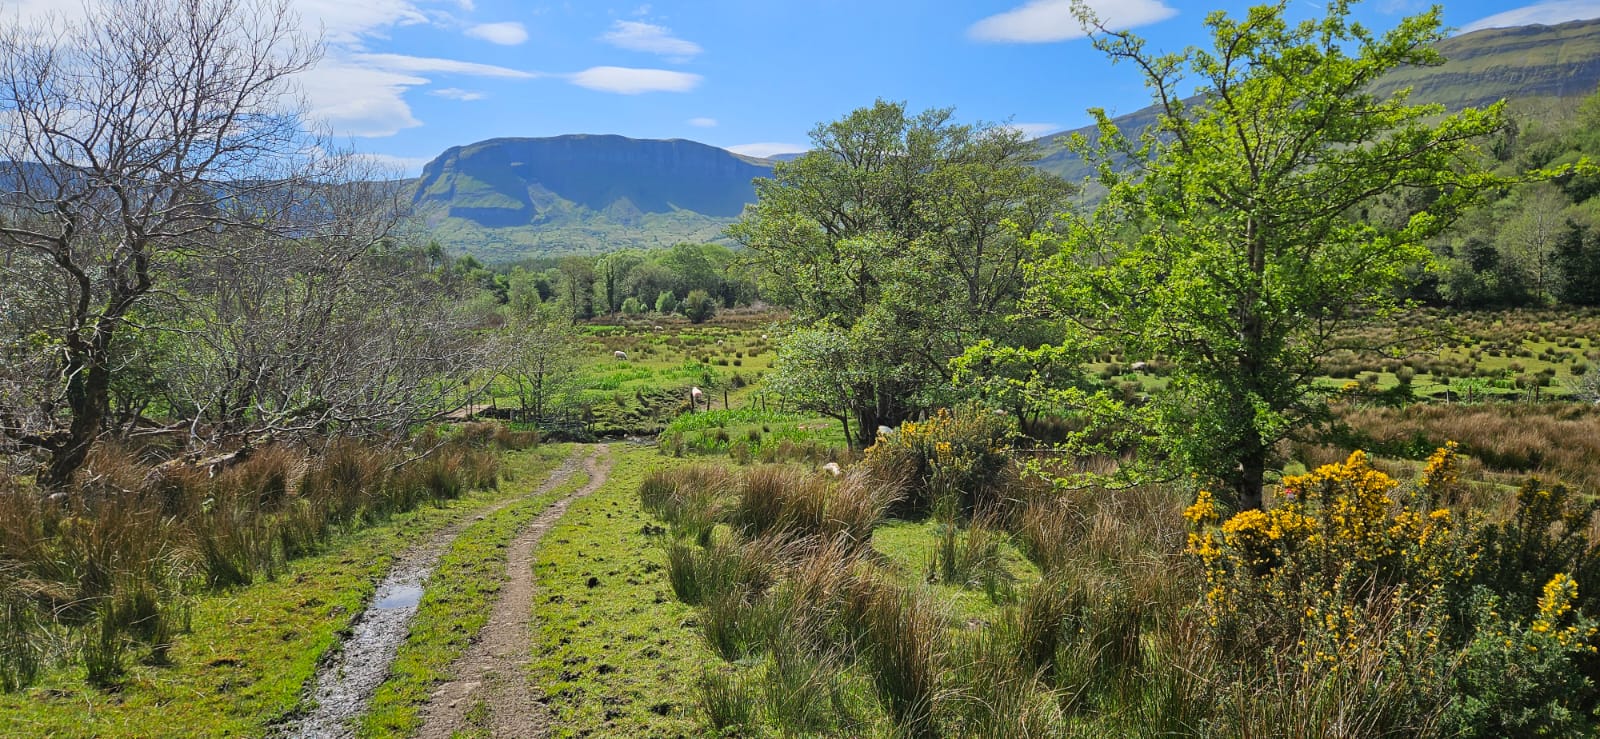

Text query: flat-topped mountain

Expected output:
[411,135,773,256]
[413,18,1600,256]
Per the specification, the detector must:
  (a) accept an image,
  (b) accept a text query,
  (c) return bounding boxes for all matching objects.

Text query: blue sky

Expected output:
[6,0,1600,174]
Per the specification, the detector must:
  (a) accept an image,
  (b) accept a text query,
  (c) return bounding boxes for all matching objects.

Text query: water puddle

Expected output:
[375,584,423,610]
[274,450,587,739]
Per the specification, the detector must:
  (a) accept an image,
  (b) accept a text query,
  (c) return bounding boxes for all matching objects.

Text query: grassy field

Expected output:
[526,442,719,738]
[0,445,568,738]
[1085,308,1600,402]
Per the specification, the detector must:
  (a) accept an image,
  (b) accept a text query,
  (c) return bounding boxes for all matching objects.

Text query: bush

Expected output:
[861,405,1016,518]
[682,289,717,324]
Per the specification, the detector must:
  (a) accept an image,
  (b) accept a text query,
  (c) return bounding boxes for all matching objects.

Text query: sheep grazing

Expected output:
[1131,361,1148,372]
[690,386,704,405]
[821,462,842,477]
[613,350,628,361]
[653,325,663,331]
[876,424,895,439]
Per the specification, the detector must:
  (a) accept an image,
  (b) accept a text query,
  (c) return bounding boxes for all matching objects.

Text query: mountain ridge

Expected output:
[413,17,1600,257]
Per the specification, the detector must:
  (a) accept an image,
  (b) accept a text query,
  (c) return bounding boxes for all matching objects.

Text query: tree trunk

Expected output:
[1233,428,1267,511]
[41,355,110,489]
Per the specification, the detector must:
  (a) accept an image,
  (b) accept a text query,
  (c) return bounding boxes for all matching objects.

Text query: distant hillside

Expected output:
[1032,17,1600,182]
[413,19,1600,257]
[411,135,772,257]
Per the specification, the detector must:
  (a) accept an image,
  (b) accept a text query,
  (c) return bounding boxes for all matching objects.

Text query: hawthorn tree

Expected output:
[730,100,1072,446]
[1029,1,1506,508]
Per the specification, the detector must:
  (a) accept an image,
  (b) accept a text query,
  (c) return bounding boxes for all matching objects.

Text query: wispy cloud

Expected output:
[1459,1,1600,33]
[351,53,541,79]
[727,143,807,158]
[969,0,1177,43]
[569,66,700,94]
[688,117,718,127]
[356,152,436,177]
[0,0,537,140]
[466,21,528,45]
[298,62,426,137]
[431,87,485,101]
[600,20,703,61]
[1005,122,1063,139]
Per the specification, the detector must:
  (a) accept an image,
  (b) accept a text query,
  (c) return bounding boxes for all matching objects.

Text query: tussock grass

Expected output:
[0,424,526,691]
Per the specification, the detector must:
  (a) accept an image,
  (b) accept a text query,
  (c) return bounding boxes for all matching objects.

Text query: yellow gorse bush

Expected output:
[1185,448,1475,629]
[861,404,1014,516]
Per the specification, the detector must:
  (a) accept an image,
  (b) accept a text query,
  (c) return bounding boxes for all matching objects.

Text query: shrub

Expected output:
[861,405,1016,518]
[682,289,717,324]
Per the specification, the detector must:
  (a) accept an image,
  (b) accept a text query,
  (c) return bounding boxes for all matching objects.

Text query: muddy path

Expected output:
[415,444,614,739]
[278,447,591,739]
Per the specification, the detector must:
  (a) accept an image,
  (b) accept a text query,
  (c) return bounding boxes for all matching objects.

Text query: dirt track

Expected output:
[415,444,613,739]
[278,446,592,739]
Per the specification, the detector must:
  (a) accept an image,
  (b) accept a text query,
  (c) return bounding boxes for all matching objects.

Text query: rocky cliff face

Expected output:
[412,135,772,231]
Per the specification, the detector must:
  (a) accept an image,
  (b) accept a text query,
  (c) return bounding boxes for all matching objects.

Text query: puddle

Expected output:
[375,584,423,610]
[275,450,588,739]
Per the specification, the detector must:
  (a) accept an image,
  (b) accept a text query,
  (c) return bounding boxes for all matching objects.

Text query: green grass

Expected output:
[0,446,569,738]
[870,519,1041,623]
[528,443,714,737]
[358,445,582,737]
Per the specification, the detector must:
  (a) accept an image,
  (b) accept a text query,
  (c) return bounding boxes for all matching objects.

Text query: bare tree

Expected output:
[0,0,321,486]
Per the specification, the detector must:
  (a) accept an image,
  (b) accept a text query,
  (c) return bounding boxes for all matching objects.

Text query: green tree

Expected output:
[729,100,1072,446]
[654,290,678,315]
[498,304,578,423]
[1030,1,1505,509]
[681,289,717,324]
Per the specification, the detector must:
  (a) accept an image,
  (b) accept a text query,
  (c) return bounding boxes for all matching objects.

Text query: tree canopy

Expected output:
[730,100,1073,446]
[1022,0,1507,508]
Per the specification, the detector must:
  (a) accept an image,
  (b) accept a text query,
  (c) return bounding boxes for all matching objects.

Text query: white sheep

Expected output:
[653,325,663,331]
[821,462,842,477]
[690,386,704,406]
[613,350,628,360]
[876,425,895,439]
[1131,361,1148,372]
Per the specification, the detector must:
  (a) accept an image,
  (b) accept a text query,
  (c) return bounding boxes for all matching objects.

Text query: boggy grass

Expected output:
[0,426,518,691]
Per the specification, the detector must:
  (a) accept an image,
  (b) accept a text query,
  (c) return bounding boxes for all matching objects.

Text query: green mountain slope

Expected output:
[416,19,1600,258]
[411,135,772,258]
[1032,17,1600,182]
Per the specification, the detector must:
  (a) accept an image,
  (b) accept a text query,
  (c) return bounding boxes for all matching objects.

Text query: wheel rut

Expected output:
[415,444,614,739]
[278,446,590,739]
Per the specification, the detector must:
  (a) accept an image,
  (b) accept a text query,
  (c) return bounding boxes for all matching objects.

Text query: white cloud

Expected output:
[1459,1,1600,33]
[290,0,432,45]
[600,20,703,60]
[968,0,1177,43]
[298,62,425,137]
[466,21,528,45]
[1005,122,1063,139]
[431,87,485,101]
[727,143,807,158]
[569,66,700,94]
[356,152,436,177]
[0,0,537,139]
[688,117,718,127]
[352,53,540,78]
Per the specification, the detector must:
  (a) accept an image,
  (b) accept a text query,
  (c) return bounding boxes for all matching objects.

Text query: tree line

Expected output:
[741,1,1516,511]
